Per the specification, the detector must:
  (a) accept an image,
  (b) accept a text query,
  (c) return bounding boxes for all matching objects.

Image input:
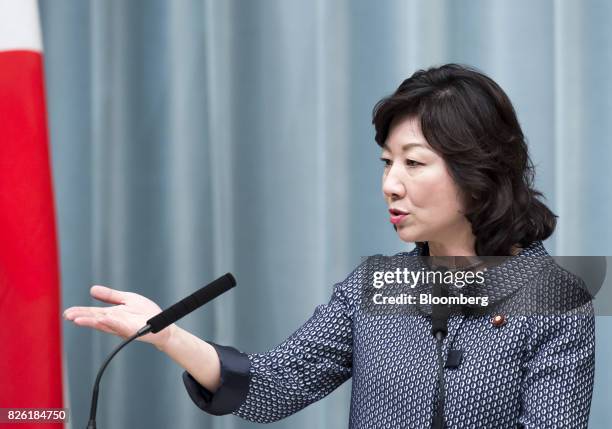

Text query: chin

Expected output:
[395,227,423,243]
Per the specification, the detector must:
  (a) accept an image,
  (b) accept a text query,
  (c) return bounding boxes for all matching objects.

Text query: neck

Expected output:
[427,237,476,257]
[426,240,523,258]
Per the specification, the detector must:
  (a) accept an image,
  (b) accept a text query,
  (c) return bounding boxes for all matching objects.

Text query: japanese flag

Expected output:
[0,0,64,426]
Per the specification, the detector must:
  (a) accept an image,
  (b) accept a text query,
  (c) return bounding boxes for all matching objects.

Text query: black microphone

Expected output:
[431,282,450,340]
[430,281,450,429]
[86,273,237,429]
[146,272,236,333]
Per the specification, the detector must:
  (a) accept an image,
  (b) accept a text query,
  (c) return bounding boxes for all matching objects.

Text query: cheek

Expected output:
[408,167,463,214]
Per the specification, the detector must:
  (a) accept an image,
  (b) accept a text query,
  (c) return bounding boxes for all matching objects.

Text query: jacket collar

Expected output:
[404,240,552,314]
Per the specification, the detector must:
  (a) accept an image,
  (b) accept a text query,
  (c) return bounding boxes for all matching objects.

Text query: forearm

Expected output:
[156,325,221,392]
[176,265,358,419]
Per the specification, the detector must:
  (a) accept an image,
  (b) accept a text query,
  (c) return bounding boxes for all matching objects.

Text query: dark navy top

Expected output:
[182,240,595,428]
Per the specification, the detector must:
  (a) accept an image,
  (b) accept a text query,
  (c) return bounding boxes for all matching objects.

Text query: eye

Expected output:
[379,157,392,168]
[406,159,422,168]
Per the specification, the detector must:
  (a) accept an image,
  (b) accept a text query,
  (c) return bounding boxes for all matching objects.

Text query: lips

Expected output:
[389,208,410,225]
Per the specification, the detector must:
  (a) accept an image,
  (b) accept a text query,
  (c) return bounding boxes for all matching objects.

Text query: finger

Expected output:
[73,317,117,336]
[63,306,107,321]
[90,285,127,305]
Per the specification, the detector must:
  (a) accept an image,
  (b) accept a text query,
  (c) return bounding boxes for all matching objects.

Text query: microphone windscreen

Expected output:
[147,273,236,333]
[430,282,450,338]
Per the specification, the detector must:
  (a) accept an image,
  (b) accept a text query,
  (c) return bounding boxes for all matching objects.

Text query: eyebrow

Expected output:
[382,142,428,151]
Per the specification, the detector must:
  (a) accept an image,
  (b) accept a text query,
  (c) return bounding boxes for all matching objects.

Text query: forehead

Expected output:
[383,116,431,152]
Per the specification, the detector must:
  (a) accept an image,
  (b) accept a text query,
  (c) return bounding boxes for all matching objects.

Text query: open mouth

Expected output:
[389,208,410,225]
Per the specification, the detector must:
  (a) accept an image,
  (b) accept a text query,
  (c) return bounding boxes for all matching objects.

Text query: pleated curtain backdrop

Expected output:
[39,0,612,428]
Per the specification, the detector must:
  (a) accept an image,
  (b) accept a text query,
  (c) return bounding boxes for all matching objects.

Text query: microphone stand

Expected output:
[83,272,236,428]
[86,325,152,429]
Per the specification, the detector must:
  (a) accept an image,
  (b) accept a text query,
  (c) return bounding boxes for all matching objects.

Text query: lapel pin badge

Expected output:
[491,314,507,327]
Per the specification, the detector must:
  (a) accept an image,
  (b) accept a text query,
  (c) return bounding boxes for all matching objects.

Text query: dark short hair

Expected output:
[372,63,556,256]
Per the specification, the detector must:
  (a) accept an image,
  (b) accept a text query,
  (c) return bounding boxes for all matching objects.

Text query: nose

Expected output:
[382,166,406,200]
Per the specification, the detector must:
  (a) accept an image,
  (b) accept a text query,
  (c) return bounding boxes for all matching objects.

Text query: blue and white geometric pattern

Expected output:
[183,240,595,428]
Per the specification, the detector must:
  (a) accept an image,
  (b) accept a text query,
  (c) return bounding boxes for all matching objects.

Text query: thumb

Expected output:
[91,285,127,305]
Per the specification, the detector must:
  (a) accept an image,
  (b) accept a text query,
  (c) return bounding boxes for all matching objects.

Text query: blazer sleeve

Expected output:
[182,261,363,423]
[517,268,596,429]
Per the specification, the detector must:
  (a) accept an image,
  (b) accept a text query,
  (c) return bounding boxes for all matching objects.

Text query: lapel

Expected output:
[401,240,552,316]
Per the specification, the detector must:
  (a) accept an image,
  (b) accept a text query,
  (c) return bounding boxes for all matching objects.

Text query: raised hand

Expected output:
[63,285,175,349]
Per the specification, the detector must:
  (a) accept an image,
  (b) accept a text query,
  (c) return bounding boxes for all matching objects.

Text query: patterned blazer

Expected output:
[182,240,595,428]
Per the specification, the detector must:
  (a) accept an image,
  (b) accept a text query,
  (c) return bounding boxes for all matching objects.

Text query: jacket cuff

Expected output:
[182,342,251,416]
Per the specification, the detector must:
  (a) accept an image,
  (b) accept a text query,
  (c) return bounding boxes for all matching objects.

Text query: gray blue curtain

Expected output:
[39,0,612,428]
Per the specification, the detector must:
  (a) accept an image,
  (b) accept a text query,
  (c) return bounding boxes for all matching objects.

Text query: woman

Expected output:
[64,64,595,428]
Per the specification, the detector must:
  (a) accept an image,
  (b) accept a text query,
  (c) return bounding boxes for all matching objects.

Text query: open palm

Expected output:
[63,285,174,349]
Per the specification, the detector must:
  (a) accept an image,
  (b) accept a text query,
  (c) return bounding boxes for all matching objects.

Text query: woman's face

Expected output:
[381,116,471,244]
